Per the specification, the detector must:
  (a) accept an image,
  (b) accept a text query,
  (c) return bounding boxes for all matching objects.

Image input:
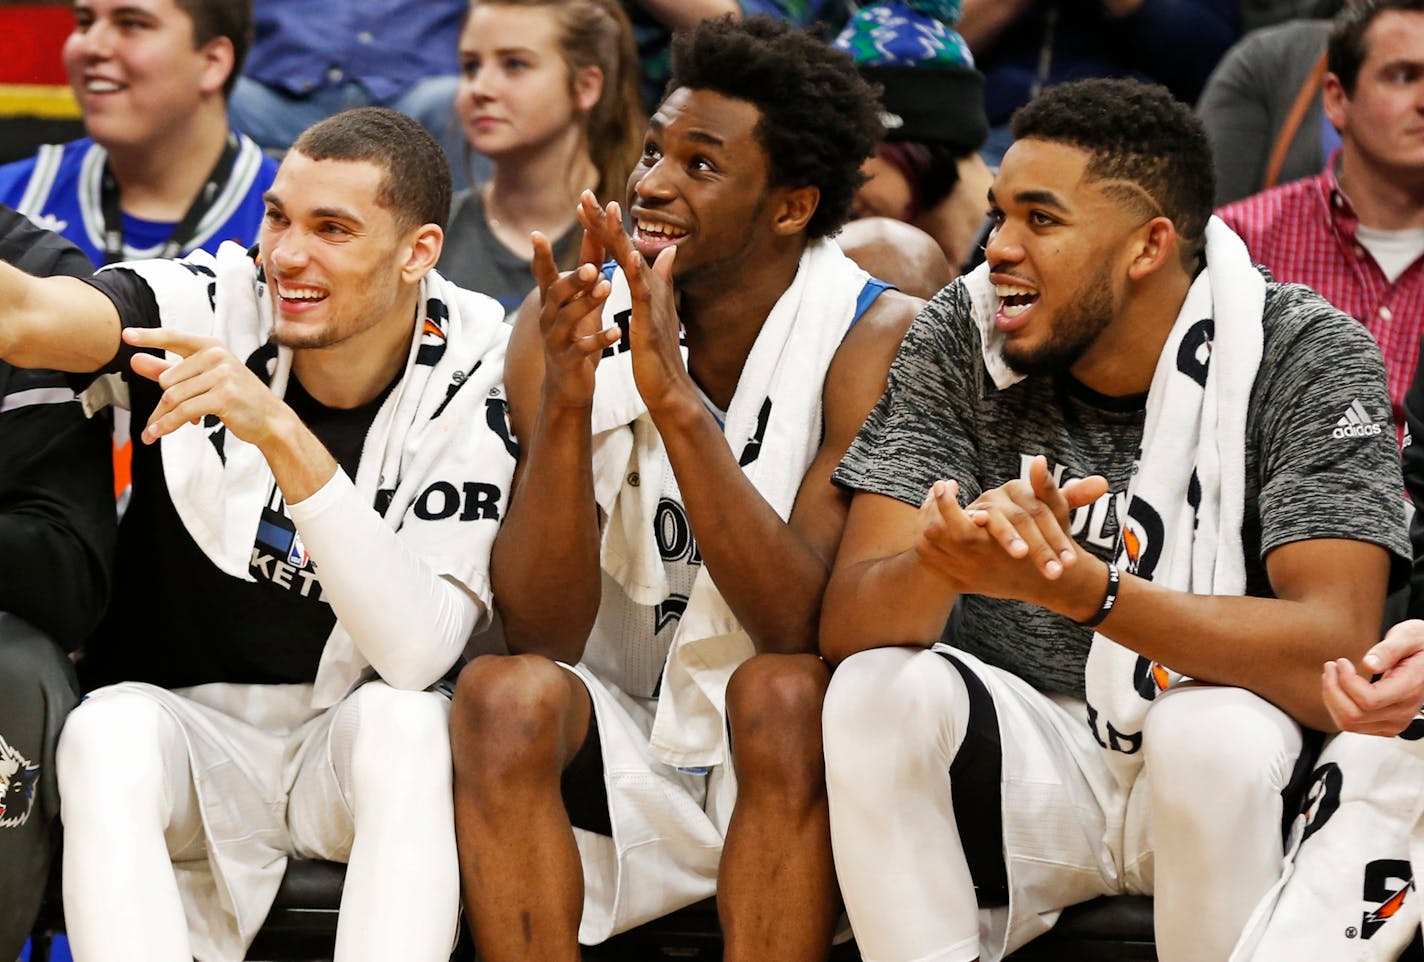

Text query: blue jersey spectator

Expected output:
[229,0,472,186]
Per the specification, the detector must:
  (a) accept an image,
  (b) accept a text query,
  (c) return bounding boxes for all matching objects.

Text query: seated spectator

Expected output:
[228,0,474,186]
[1197,15,1340,207]
[0,108,516,962]
[1217,0,1424,442]
[835,0,992,273]
[449,17,919,961]
[820,77,1407,962]
[0,203,114,961]
[837,216,954,300]
[959,0,1240,165]
[437,0,642,317]
[0,0,277,268]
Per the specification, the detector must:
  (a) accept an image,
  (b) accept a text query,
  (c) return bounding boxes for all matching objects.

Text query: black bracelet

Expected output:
[1079,562,1120,629]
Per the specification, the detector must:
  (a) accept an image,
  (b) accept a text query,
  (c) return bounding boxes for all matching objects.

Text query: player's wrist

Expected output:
[539,376,596,414]
[1055,551,1112,624]
[644,378,705,429]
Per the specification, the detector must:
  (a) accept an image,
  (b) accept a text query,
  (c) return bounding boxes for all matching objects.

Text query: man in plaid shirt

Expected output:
[1217,0,1424,441]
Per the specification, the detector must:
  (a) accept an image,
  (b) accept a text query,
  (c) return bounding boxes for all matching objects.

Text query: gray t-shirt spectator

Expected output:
[438,190,580,320]
[835,275,1410,698]
[1197,19,1333,207]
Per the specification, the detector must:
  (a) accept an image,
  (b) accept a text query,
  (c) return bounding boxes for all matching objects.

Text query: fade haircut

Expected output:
[1010,78,1214,265]
[290,108,452,233]
[173,0,253,100]
[665,15,883,239]
[1329,0,1424,96]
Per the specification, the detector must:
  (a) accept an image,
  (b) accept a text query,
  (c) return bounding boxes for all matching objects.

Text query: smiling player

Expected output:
[0,107,514,962]
[447,15,920,962]
[819,78,1410,962]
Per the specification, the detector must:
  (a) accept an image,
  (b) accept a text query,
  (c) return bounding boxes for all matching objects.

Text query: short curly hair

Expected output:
[1010,78,1215,264]
[666,15,883,239]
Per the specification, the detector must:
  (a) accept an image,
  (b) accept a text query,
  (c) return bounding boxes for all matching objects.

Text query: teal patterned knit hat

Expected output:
[834,1,986,151]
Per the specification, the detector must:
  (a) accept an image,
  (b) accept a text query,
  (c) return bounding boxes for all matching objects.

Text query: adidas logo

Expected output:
[1333,399,1384,438]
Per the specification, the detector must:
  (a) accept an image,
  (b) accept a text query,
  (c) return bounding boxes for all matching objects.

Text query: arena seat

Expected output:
[32,859,1157,961]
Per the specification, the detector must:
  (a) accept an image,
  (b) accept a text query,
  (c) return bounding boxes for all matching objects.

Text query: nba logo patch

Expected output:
[287,531,309,569]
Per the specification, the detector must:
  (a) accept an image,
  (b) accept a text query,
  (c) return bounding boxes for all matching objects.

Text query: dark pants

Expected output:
[0,614,78,958]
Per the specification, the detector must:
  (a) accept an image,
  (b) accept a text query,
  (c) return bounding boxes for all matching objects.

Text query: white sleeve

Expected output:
[287,470,480,690]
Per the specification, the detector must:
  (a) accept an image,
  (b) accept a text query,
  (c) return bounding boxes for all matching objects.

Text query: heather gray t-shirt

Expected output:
[437,189,580,320]
[834,278,1410,698]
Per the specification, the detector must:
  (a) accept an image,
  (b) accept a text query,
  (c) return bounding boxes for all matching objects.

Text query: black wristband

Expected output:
[1079,562,1120,629]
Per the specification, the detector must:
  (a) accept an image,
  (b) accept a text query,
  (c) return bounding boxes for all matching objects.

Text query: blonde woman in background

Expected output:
[438,0,643,316]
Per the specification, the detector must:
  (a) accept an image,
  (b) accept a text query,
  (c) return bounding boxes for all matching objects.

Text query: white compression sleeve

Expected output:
[288,471,480,690]
[823,647,982,962]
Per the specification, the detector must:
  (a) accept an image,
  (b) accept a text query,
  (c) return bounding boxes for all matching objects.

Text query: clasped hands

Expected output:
[917,455,1110,620]
[530,190,691,416]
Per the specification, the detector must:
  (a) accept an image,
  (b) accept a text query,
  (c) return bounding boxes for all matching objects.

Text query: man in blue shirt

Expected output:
[228,0,472,186]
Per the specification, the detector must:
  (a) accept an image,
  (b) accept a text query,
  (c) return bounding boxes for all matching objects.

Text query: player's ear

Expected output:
[771,185,819,237]
[400,224,443,283]
[1125,217,1178,283]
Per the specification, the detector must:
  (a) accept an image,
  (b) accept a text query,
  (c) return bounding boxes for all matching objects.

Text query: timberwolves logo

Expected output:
[1359,860,1414,940]
[1132,656,1172,701]
[1298,762,1343,845]
[0,734,39,828]
[1122,497,1164,581]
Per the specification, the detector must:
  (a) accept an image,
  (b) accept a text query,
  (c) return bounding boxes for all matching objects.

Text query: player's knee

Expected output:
[823,647,953,784]
[0,615,70,703]
[1144,685,1302,801]
[347,681,451,783]
[57,688,169,809]
[450,653,577,770]
[727,653,829,795]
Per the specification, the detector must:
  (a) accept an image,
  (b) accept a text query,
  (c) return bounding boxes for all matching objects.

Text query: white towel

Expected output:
[589,238,869,769]
[102,243,513,706]
[966,216,1265,789]
[1229,727,1424,962]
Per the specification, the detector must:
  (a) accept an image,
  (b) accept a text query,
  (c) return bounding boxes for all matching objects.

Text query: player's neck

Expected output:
[1338,146,1424,231]
[104,105,232,224]
[679,236,806,411]
[291,291,421,410]
[1070,267,1194,398]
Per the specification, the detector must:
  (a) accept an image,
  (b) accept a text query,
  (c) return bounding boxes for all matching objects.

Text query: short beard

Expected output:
[1003,264,1114,378]
[273,324,341,350]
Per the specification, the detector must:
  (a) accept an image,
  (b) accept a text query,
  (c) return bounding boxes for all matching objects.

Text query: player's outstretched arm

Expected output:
[0,260,121,372]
